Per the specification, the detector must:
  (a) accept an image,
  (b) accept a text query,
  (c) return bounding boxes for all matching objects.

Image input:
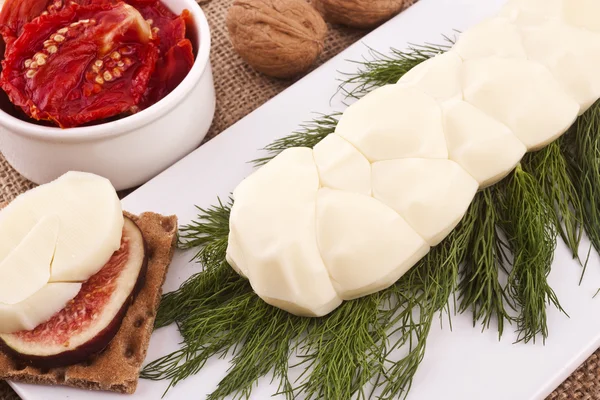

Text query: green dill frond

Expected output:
[252,113,340,166]
[154,263,245,329]
[293,296,387,400]
[154,199,234,329]
[337,38,454,99]
[523,139,584,259]
[206,299,307,400]
[496,164,564,343]
[143,286,262,392]
[564,101,600,261]
[458,189,511,337]
[179,198,233,265]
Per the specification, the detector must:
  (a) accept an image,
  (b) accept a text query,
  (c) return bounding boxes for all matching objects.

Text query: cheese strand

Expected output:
[226,0,599,316]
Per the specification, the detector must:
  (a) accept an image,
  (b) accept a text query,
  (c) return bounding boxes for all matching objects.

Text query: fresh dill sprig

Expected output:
[377,221,470,400]
[564,101,600,260]
[523,139,584,259]
[179,198,232,264]
[496,164,565,343]
[293,295,387,400]
[338,39,454,99]
[153,199,237,329]
[252,113,340,166]
[205,298,307,400]
[458,189,511,337]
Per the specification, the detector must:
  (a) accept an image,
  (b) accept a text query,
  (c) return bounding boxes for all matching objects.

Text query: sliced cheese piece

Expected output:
[313,134,371,196]
[335,84,448,162]
[316,188,429,300]
[453,17,527,61]
[519,20,600,113]
[501,0,600,32]
[499,0,562,26]
[563,0,600,33]
[0,215,59,305]
[461,57,580,151]
[0,283,82,334]
[372,159,478,246]
[397,51,463,102]
[229,148,341,317]
[0,171,123,282]
[443,100,526,188]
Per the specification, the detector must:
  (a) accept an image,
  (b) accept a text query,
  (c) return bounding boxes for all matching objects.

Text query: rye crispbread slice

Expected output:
[0,211,178,394]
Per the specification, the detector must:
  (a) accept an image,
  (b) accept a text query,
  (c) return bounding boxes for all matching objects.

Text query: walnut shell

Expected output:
[312,0,406,29]
[226,0,328,79]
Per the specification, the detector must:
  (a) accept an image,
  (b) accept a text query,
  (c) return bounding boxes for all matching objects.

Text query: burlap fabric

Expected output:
[0,0,598,399]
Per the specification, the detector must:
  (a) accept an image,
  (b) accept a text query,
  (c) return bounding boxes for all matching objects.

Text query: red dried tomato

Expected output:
[127,1,194,108]
[0,0,96,43]
[0,0,52,43]
[142,35,193,106]
[136,8,194,107]
[0,2,159,127]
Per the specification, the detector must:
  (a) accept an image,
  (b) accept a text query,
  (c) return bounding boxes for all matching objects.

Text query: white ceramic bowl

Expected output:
[0,0,215,191]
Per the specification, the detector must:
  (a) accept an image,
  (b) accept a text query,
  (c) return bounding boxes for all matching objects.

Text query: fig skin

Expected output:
[0,218,148,369]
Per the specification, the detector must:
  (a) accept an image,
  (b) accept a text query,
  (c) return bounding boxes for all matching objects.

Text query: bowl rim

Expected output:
[0,0,211,143]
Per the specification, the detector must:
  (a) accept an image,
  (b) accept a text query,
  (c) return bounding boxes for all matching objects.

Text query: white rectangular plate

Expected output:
[12,0,600,399]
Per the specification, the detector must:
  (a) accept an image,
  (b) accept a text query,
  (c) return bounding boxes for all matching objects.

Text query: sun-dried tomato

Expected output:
[132,7,194,108]
[0,0,193,127]
[0,0,99,43]
[142,36,194,107]
[0,2,159,127]
[127,1,195,108]
[0,0,52,44]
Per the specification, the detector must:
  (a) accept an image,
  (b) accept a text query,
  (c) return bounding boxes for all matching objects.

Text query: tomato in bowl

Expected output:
[0,0,214,190]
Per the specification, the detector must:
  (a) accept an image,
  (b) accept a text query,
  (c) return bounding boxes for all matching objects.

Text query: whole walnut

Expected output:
[226,0,328,79]
[312,0,407,29]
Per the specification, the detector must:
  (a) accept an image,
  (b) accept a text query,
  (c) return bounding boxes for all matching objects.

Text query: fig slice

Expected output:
[0,216,147,368]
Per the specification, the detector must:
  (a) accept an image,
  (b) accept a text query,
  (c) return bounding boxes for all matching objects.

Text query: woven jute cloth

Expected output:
[0,0,599,399]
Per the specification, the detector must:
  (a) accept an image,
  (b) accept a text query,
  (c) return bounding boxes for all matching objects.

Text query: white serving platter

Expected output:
[12,0,600,398]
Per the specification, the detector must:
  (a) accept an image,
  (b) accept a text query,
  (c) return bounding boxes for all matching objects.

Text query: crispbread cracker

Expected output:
[0,211,178,394]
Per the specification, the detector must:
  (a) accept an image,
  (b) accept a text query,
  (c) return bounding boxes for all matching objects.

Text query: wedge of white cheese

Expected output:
[443,100,526,188]
[316,188,429,300]
[458,10,600,114]
[372,159,478,246]
[0,171,123,334]
[229,148,342,317]
[562,0,600,32]
[313,133,371,196]
[397,51,463,102]
[500,0,561,26]
[502,0,600,33]
[518,21,600,114]
[461,56,580,151]
[0,283,82,333]
[335,84,448,162]
[0,215,59,305]
[0,171,123,282]
[453,17,527,61]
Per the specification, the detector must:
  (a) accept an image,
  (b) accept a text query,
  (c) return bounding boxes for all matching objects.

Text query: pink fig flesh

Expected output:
[0,216,147,369]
